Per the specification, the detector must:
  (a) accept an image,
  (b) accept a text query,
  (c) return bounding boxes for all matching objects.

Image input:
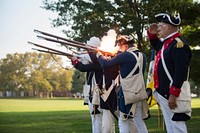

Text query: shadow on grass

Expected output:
[0,108,199,133]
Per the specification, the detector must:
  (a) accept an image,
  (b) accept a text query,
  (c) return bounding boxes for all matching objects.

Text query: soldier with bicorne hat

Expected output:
[97,34,149,133]
[147,13,192,133]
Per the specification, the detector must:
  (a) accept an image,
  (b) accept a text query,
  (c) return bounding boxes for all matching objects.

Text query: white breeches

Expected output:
[88,100,102,133]
[118,116,138,133]
[134,101,148,133]
[102,109,116,133]
[153,91,187,133]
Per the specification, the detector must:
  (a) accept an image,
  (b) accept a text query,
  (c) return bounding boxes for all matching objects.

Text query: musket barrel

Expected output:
[33,29,115,56]
[34,29,88,46]
[28,41,75,57]
[36,35,97,51]
[32,48,65,56]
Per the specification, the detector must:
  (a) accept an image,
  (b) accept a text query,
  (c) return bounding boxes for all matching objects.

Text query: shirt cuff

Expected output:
[147,30,158,40]
[96,52,103,58]
[169,86,181,97]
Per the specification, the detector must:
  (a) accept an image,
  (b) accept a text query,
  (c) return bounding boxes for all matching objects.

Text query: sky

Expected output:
[0,0,66,59]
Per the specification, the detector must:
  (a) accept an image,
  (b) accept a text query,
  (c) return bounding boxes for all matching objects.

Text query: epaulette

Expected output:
[175,38,184,48]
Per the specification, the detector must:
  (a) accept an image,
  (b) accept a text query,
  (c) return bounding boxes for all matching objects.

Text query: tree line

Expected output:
[0,52,85,97]
[0,50,199,97]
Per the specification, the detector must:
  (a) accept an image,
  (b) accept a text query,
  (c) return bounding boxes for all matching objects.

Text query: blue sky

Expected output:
[0,0,65,59]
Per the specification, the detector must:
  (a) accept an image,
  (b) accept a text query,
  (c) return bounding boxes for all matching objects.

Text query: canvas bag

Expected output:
[83,83,90,104]
[161,46,191,114]
[91,73,101,105]
[121,52,148,105]
[83,73,91,104]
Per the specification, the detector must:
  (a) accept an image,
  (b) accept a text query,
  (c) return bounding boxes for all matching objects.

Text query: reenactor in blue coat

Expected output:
[147,13,192,133]
[71,37,103,133]
[97,35,149,133]
[71,36,119,133]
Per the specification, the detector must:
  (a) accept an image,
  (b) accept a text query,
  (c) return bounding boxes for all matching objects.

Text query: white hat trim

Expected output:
[155,13,181,26]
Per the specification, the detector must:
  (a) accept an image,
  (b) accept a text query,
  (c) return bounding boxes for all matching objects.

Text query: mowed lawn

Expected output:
[0,98,199,133]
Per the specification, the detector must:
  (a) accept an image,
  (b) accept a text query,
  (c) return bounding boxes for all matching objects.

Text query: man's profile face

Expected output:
[157,22,171,38]
[119,44,128,52]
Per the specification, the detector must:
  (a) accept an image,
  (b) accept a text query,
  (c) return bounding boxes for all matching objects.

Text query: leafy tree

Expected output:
[71,69,85,93]
[28,53,74,97]
[42,0,200,46]
[181,25,200,47]
[0,52,74,97]
[57,68,74,91]
[49,72,61,92]
[0,53,29,96]
[30,70,53,97]
[190,50,200,86]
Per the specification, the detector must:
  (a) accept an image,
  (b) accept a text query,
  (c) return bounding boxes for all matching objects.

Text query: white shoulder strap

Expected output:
[126,52,143,78]
[102,74,105,89]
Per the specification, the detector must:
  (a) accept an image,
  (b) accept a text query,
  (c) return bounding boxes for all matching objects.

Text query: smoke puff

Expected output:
[107,29,117,37]
[87,36,101,47]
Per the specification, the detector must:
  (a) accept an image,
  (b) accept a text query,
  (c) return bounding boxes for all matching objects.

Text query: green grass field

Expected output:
[0,98,199,133]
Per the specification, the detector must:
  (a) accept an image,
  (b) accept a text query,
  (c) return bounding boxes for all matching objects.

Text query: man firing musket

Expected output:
[70,30,120,133]
[28,29,120,71]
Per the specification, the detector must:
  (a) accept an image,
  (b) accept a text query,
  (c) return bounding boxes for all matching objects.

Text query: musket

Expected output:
[37,35,115,56]
[28,41,79,58]
[37,35,96,51]
[70,49,88,55]
[32,48,66,56]
[34,29,116,56]
[34,29,95,47]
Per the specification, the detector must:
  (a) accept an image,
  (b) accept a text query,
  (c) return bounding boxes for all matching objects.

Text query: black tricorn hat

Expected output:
[155,13,181,26]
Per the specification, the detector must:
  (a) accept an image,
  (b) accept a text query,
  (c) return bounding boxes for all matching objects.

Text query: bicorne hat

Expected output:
[155,13,181,26]
[115,35,135,46]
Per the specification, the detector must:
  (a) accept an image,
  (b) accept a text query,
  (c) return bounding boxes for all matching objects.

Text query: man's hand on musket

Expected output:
[96,51,103,58]
[71,56,80,66]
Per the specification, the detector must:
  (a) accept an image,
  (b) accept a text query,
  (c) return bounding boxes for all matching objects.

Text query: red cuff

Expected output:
[169,86,181,97]
[147,30,158,40]
[71,59,80,66]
